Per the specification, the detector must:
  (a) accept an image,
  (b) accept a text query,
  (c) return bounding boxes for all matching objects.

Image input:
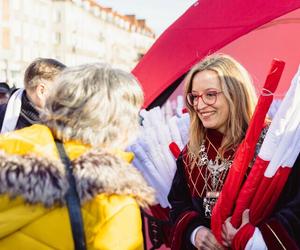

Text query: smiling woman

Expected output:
[184,54,257,162]
[167,53,261,250]
[189,70,229,134]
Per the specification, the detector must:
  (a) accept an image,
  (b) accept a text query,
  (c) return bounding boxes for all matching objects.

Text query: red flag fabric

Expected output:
[250,167,291,224]
[169,142,181,159]
[132,0,300,107]
[211,60,285,242]
[228,66,300,249]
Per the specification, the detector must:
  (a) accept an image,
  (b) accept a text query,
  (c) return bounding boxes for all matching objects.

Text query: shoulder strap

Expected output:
[55,140,87,250]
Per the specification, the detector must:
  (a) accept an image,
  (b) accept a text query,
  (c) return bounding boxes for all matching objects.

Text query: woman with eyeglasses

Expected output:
[168,54,260,250]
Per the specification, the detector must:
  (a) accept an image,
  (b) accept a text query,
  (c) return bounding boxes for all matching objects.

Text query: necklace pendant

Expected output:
[203,191,220,218]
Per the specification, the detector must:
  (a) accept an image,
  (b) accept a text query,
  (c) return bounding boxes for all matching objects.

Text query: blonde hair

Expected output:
[184,53,257,163]
[24,58,66,90]
[42,63,144,149]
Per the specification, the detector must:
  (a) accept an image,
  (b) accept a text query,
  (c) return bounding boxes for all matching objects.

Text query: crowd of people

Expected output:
[0,53,299,250]
[0,60,155,249]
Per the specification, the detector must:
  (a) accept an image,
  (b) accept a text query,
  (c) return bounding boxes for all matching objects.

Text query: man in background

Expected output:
[0,58,66,133]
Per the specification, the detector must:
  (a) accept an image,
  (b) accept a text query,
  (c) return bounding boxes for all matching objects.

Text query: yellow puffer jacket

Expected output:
[0,124,155,250]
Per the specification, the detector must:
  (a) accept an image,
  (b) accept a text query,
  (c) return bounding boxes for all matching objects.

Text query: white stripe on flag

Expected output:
[259,66,300,177]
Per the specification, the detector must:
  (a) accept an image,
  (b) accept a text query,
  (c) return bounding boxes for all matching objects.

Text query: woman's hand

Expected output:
[221,209,250,247]
[195,226,224,250]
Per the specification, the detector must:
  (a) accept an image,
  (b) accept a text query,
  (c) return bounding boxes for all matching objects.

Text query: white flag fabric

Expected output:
[128,107,190,207]
[1,88,24,134]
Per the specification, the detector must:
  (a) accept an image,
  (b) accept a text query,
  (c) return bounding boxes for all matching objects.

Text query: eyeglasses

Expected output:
[186,90,223,106]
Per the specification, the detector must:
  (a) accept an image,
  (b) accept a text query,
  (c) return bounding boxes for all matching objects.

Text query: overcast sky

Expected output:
[97,0,196,36]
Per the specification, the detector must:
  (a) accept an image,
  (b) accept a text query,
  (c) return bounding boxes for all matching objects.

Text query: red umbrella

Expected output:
[219,8,300,99]
[132,0,300,108]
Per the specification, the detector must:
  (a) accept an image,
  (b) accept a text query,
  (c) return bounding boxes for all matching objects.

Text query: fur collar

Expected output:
[0,149,155,207]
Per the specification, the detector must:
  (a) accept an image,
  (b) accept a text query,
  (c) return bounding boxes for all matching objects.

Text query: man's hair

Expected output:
[0,82,10,93]
[42,63,144,148]
[24,58,66,90]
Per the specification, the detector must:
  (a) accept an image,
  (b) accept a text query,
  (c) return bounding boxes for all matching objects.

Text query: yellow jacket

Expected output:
[0,125,155,250]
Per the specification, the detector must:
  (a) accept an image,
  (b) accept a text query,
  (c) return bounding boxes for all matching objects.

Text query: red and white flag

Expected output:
[211,60,285,242]
[232,65,300,233]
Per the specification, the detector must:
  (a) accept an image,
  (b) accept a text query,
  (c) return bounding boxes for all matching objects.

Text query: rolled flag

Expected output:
[129,107,190,207]
[168,116,184,150]
[251,65,300,223]
[128,141,169,207]
[169,142,181,160]
[176,112,190,146]
[211,59,285,242]
[231,65,300,250]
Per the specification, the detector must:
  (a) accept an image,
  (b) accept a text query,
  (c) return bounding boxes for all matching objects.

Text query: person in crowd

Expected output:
[0,63,155,249]
[0,82,11,105]
[0,58,66,133]
[168,53,261,250]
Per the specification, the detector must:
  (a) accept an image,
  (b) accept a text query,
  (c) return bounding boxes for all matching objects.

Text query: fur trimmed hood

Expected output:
[0,149,155,208]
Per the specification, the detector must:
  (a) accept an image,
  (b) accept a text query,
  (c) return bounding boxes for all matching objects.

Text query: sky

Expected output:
[97,0,196,36]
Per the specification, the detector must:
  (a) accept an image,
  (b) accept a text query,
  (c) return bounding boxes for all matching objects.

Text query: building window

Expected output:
[12,0,20,10]
[23,47,32,61]
[93,7,99,16]
[98,32,105,42]
[54,10,62,23]
[13,45,22,60]
[2,0,10,20]
[2,28,10,49]
[54,32,61,44]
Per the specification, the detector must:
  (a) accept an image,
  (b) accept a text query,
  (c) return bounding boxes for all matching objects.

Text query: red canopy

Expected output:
[132,0,300,108]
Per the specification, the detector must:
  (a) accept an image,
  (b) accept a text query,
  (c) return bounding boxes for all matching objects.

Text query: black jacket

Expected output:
[0,90,41,131]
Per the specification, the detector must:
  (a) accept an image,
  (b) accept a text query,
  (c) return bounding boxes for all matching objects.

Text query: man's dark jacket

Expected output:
[0,91,41,131]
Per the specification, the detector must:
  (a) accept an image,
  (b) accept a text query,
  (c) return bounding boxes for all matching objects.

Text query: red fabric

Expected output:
[149,205,172,247]
[183,129,234,199]
[260,219,300,250]
[250,167,292,225]
[169,142,181,159]
[171,211,198,250]
[168,8,300,105]
[219,8,300,99]
[150,204,170,221]
[232,223,255,250]
[230,157,269,227]
[229,162,291,230]
[132,0,300,107]
[211,60,284,242]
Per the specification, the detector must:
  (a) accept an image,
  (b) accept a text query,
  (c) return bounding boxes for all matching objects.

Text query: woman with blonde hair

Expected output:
[0,63,155,249]
[168,54,262,250]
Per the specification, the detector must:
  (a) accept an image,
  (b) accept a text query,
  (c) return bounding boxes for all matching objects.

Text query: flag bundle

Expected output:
[128,107,190,207]
[229,65,300,248]
[211,59,285,242]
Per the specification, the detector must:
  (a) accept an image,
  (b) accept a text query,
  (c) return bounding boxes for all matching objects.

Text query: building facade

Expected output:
[0,0,155,87]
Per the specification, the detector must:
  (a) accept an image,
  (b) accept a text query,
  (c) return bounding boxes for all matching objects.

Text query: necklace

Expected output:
[198,137,233,217]
[206,137,232,190]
